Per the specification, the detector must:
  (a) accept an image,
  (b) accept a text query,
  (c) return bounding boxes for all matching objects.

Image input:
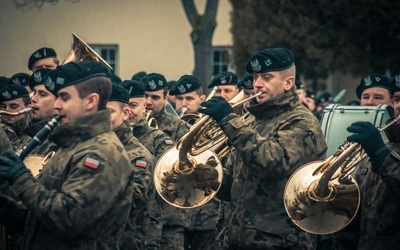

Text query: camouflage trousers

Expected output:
[161,225,185,250]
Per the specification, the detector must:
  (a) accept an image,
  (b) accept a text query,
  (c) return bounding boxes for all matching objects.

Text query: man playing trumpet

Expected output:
[199,47,327,249]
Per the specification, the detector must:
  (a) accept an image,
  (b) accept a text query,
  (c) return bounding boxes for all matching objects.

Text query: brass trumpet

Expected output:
[283,116,400,235]
[0,107,32,116]
[153,92,262,209]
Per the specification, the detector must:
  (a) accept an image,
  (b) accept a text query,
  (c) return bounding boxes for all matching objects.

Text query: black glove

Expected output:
[347,121,390,168]
[0,150,30,184]
[198,96,233,123]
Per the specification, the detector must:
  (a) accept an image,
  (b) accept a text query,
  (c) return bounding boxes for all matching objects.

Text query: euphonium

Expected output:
[283,116,400,235]
[0,107,32,116]
[153,92,262,208]
[63,33,113,70]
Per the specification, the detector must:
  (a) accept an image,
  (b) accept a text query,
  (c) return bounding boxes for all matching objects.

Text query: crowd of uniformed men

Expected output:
[0,46,399,250]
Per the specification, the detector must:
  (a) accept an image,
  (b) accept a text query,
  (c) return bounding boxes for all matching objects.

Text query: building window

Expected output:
[212,46,233,75]
[90,45,118,74]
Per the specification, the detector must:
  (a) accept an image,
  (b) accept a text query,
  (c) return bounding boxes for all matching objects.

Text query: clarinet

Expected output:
[17,116,61,160]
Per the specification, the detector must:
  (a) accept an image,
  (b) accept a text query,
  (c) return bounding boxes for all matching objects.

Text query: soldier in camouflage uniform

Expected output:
[339,74,400,249]
[121,79,174,159]
[141,73,189,143]
[120,79,189,249]
[107,83,162,249]
[16,68,58,155]
[199,48,328,249]
[0,83,32,150]
[208,71,240,102]
[169,74,221,250]
[0,61,135,249]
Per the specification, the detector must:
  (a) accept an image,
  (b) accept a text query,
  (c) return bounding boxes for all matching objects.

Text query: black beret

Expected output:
[140,73,168,91]
[169,75,202,95]
[295,80,304,90]
[109,83,130,104]
[121,80,146,98]
[167,80,176,90]
[131,71,147,81]
[29,68,52,90]
[28,47,57,70]
[109,74,122,85]
[245,47,294,73]
[237,72,253,89]
[0,83,29,102]
[9,73,30,86]
[390,72,400,94]
[356,73,390,99]
[347,100,360,106]
[305,89,315,99]
[316,92,333,106]
[44,61,110,95]
[0,76,9,90]
[208,71,238,89]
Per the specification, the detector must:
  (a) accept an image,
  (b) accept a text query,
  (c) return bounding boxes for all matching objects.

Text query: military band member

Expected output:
[27,47,59,72]
[208,71,240,102]
[106,84,161,250]
[237,72,255,110]
[0,83,31,150]
[15,68,58,155]
[356,73,391,106]
[141,73,189,142]
[199,47,327,249]
[121,79,174,159]
[170,74,206,116]
[169,74,221,250]
[0,61,135,249]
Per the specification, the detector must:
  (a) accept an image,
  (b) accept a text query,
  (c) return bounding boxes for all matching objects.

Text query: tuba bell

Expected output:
[283,116,400,235]
[63,33,113,70]
[153,92,261,208]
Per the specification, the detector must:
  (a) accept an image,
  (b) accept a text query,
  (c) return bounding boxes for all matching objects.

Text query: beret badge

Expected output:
[364,76,372,86]
[44,76,55,92]
[251,59,261,72]
[12,78,20,85]
[149,80,157,90]
[33,71,43,83]
[243,79,253,89]
[396,75,400,88]
[2,91,11,99]
[178,84,186,93]
[34,51,42,59]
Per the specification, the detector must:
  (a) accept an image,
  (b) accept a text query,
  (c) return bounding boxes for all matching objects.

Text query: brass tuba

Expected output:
[283,116,400,235]
[153,92,261,208]
[63,33,113,70]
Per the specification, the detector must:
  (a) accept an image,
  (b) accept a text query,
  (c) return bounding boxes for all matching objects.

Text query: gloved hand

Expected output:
[347,121,390,168]
[0,150,30,184]
[198,96,233,123]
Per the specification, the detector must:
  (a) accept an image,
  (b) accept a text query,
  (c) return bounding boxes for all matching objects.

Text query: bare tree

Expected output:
[181,0,219,94]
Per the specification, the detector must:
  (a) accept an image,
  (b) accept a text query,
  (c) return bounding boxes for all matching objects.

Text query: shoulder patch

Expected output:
[186,123,192,129]
[164,139,174,145]
[83,157,100,170]
[135,159,147,169]
[5,127,16,134]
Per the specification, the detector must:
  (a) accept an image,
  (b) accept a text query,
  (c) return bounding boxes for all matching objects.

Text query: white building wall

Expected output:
[0,0,233,81]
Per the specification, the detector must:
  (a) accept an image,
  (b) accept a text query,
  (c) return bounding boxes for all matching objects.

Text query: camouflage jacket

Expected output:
[8,109,135,249]
[217,87,327,249]
[153,106,189,143]
[132,118,174,159]
[1,113,31,150]
[115,119,162,250]
[354,125,400,249]
[0,126,13,155]
[131,118,188,227]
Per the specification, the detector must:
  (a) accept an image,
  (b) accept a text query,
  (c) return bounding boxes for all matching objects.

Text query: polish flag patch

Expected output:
[83,157,100,170]
[164,139,174,145]
[135,159,147,169]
